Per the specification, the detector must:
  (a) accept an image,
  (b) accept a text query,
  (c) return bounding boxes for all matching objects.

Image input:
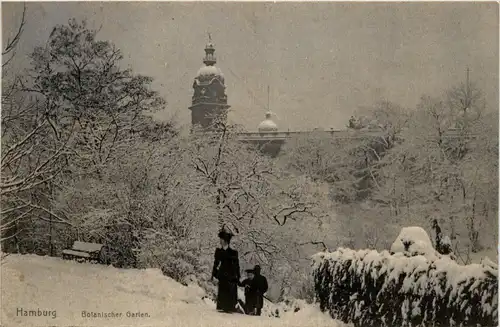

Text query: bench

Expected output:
[62,241,105,264]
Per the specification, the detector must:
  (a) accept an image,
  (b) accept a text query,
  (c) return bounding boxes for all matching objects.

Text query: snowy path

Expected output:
[1,254,348,327]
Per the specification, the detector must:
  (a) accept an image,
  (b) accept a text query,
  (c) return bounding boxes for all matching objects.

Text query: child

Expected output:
[239,268,257,315]
[251,265,268,316]
[239,265,268,316]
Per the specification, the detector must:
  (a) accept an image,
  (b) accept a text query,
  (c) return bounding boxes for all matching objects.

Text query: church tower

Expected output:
[189,37,230,129]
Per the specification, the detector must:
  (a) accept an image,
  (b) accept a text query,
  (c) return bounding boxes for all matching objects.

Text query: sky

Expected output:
[2,2,498,131]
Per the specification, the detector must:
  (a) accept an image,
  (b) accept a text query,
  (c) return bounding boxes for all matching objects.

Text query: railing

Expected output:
[237,130,384,141]
[193,128,475,141]
[236,128,475,141]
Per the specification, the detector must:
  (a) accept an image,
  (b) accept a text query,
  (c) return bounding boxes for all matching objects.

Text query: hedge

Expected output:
[312,248,498,327]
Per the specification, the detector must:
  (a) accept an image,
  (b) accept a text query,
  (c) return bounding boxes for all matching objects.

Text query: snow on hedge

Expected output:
[390,226,438,259]
[312,246,498,327]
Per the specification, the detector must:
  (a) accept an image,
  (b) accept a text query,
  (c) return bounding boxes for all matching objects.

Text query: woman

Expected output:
[212,229,240,313]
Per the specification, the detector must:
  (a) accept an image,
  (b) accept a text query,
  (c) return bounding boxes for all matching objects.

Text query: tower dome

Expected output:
[258,112,278,132]
[194,36,225,84]
[196,65,224,83]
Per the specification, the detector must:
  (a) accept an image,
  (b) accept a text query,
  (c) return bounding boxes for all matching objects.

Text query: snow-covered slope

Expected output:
[1,254,349,327]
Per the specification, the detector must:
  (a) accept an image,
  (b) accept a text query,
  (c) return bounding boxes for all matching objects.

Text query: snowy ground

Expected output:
[1,254,350,327]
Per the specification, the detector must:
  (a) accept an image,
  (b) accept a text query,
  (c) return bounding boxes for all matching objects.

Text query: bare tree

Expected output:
[188,118,324,234]
[367,77,496,255]
[283,78,495,258]
[2,4,26,68]
[180,118,333,299]
[1,6,75,249]
[1,18,166,256]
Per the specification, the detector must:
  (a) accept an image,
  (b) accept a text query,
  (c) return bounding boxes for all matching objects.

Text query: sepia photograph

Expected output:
[1,1,498,327]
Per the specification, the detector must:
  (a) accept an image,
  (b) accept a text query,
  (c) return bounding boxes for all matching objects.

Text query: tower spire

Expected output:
[466,66,470,95]
[267,85,270,112]
[203,33,216,66]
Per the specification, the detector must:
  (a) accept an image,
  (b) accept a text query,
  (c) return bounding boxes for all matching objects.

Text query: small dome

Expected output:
[258,112,278,132]
[197,65,222,76]
[196,65,224,83]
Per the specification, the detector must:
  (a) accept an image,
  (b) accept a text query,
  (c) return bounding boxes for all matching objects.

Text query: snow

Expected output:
[481,257,498,277]
[441,235,451,247]
[72,241,104,252]
[1,254,350,327]
[258,119,278,132]
[197,65,223,78]
[312,245,498,326]
[390,226,439,260]
[313,247,494,296]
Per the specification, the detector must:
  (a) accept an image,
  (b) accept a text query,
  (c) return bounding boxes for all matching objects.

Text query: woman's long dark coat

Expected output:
[212,247,240,312]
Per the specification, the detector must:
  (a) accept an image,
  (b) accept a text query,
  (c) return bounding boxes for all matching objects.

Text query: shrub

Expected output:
[137,231,201,282]
[312,247,498,327]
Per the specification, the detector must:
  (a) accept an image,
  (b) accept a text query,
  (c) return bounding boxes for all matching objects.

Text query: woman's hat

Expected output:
[218,229,233,243]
